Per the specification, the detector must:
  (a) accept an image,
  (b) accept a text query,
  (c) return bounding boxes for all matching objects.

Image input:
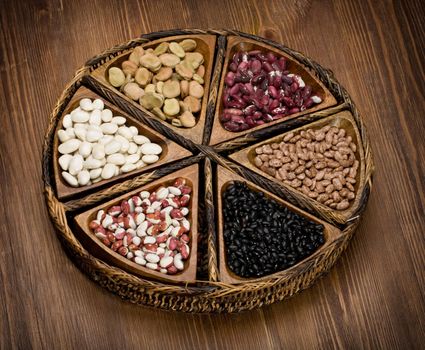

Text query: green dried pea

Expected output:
[169,42,185,58]
[163,98,180,116]
[159,53,181,67]
[154,67,173,81]
[140,53,162,71]
[153,42,169,56]
[162,80,181,98]
[179,111,196,128]
[179,39,197,52]
[140,92,164,109]
[108,67,125,87]
[135,67,152,86]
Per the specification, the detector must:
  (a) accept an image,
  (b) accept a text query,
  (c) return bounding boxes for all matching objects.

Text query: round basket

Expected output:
[42,29,374,313]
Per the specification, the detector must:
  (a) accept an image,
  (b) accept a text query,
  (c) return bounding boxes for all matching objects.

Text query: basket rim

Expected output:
[42,28,374,313]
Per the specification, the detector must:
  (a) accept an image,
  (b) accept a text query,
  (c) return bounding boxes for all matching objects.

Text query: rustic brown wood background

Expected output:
[1,0,424,348]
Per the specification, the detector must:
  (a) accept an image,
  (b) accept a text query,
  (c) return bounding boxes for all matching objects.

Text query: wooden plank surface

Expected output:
[0,0,424,348]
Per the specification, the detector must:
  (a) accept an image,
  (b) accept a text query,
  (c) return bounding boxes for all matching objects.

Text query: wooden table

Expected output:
[1,0,424,348]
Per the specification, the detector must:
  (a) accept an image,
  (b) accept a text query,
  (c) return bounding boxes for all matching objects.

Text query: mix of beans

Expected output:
[223,182,325,278]
[254,125,359,210]
[58,98,162,187]
[220,50,322,132]
[108,39,206,128]
[90,178,192,274]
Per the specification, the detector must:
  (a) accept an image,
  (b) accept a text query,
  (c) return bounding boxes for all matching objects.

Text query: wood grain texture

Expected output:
[0,0,424,348]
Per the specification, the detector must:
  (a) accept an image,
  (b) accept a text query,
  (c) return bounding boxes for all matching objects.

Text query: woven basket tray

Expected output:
[42,29,374,313]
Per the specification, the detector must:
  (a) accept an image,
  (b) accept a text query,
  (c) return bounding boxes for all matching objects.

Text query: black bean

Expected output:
[222,182,325,278]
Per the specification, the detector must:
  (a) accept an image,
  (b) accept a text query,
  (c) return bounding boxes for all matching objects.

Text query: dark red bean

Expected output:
[220,113,231,122]
[243,104,257,115]
[238,61,249,71]
[251,59,262,74]
[223,121,240,132]
[302,85,312,98]
[244,83,254,94]
[266,52,277,63]
[239,123,250,131]
[282,75,293,84]
[224,108,243,116]
[229,62,238,72]
[271,106,288,115]
[251,73,266,85]
[225,72,235,87]
[288,107,300,114]
[249,50,262,56]
[256,120,265,125]
[232,52,241,65]
[262,61,273,73]
[282,96,295,107]
[252,111,262,120]
[273,75,282,88]
[257,53,267,62]
[230,115,246,124]
[290,82,299,93]
[263,113,274,122]
[277,57,287,71]
[229,83,240,95]
[268,86,279,99]
[272,114,285,120]
[268,98,280,111]
[245,116,256,127]
[304,98,314,108]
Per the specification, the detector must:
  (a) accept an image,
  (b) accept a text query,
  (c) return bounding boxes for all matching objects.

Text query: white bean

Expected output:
[68,154,84,176]
[101,163,116,179]
[84,157,103,169]
[174,253,184,270]
[86,130,103,142]
[77,170,90,186]
[78,141,92,158]
[111,116,126,125]
[92,143,105,160]
[58,139,81,154]
[101,123,118,135]
[141,154,159,164]
[121,163,136,173]
[79,98,93,111]
[126,154,140,164]
[117,126,133,140]
[104,140,121,155]
[89,168,102,179]
[58,154,72,171]
[140,143,162,155]
[106,153,126,165]
[57,130,70,143]
[101,109,113,122]
[133,135,150,145]
[129,126,138,135]
[89,109,102,125]
[92,99,104,110]
[62,171,78,187]
[71,110,90,123]
[74,128,86,141]
[62,114,73,129]
[127,142,138,154]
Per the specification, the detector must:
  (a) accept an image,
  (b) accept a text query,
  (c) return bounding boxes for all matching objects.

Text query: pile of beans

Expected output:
[254,125,359,210]
[58,98,162,187]
[223,182,324,278]
[220,50,322,132]
[90,178,192,274]
[108,39,205,128]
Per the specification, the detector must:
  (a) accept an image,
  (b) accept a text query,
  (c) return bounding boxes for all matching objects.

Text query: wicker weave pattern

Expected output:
[42,29,374,313]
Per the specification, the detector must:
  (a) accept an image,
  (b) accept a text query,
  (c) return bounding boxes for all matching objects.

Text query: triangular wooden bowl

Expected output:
[229,110,365,224]
[74,164,199,284]
[209,36,337,145]
[53,86,192,200]
[91,34,216,144]
[216,165,341,284]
